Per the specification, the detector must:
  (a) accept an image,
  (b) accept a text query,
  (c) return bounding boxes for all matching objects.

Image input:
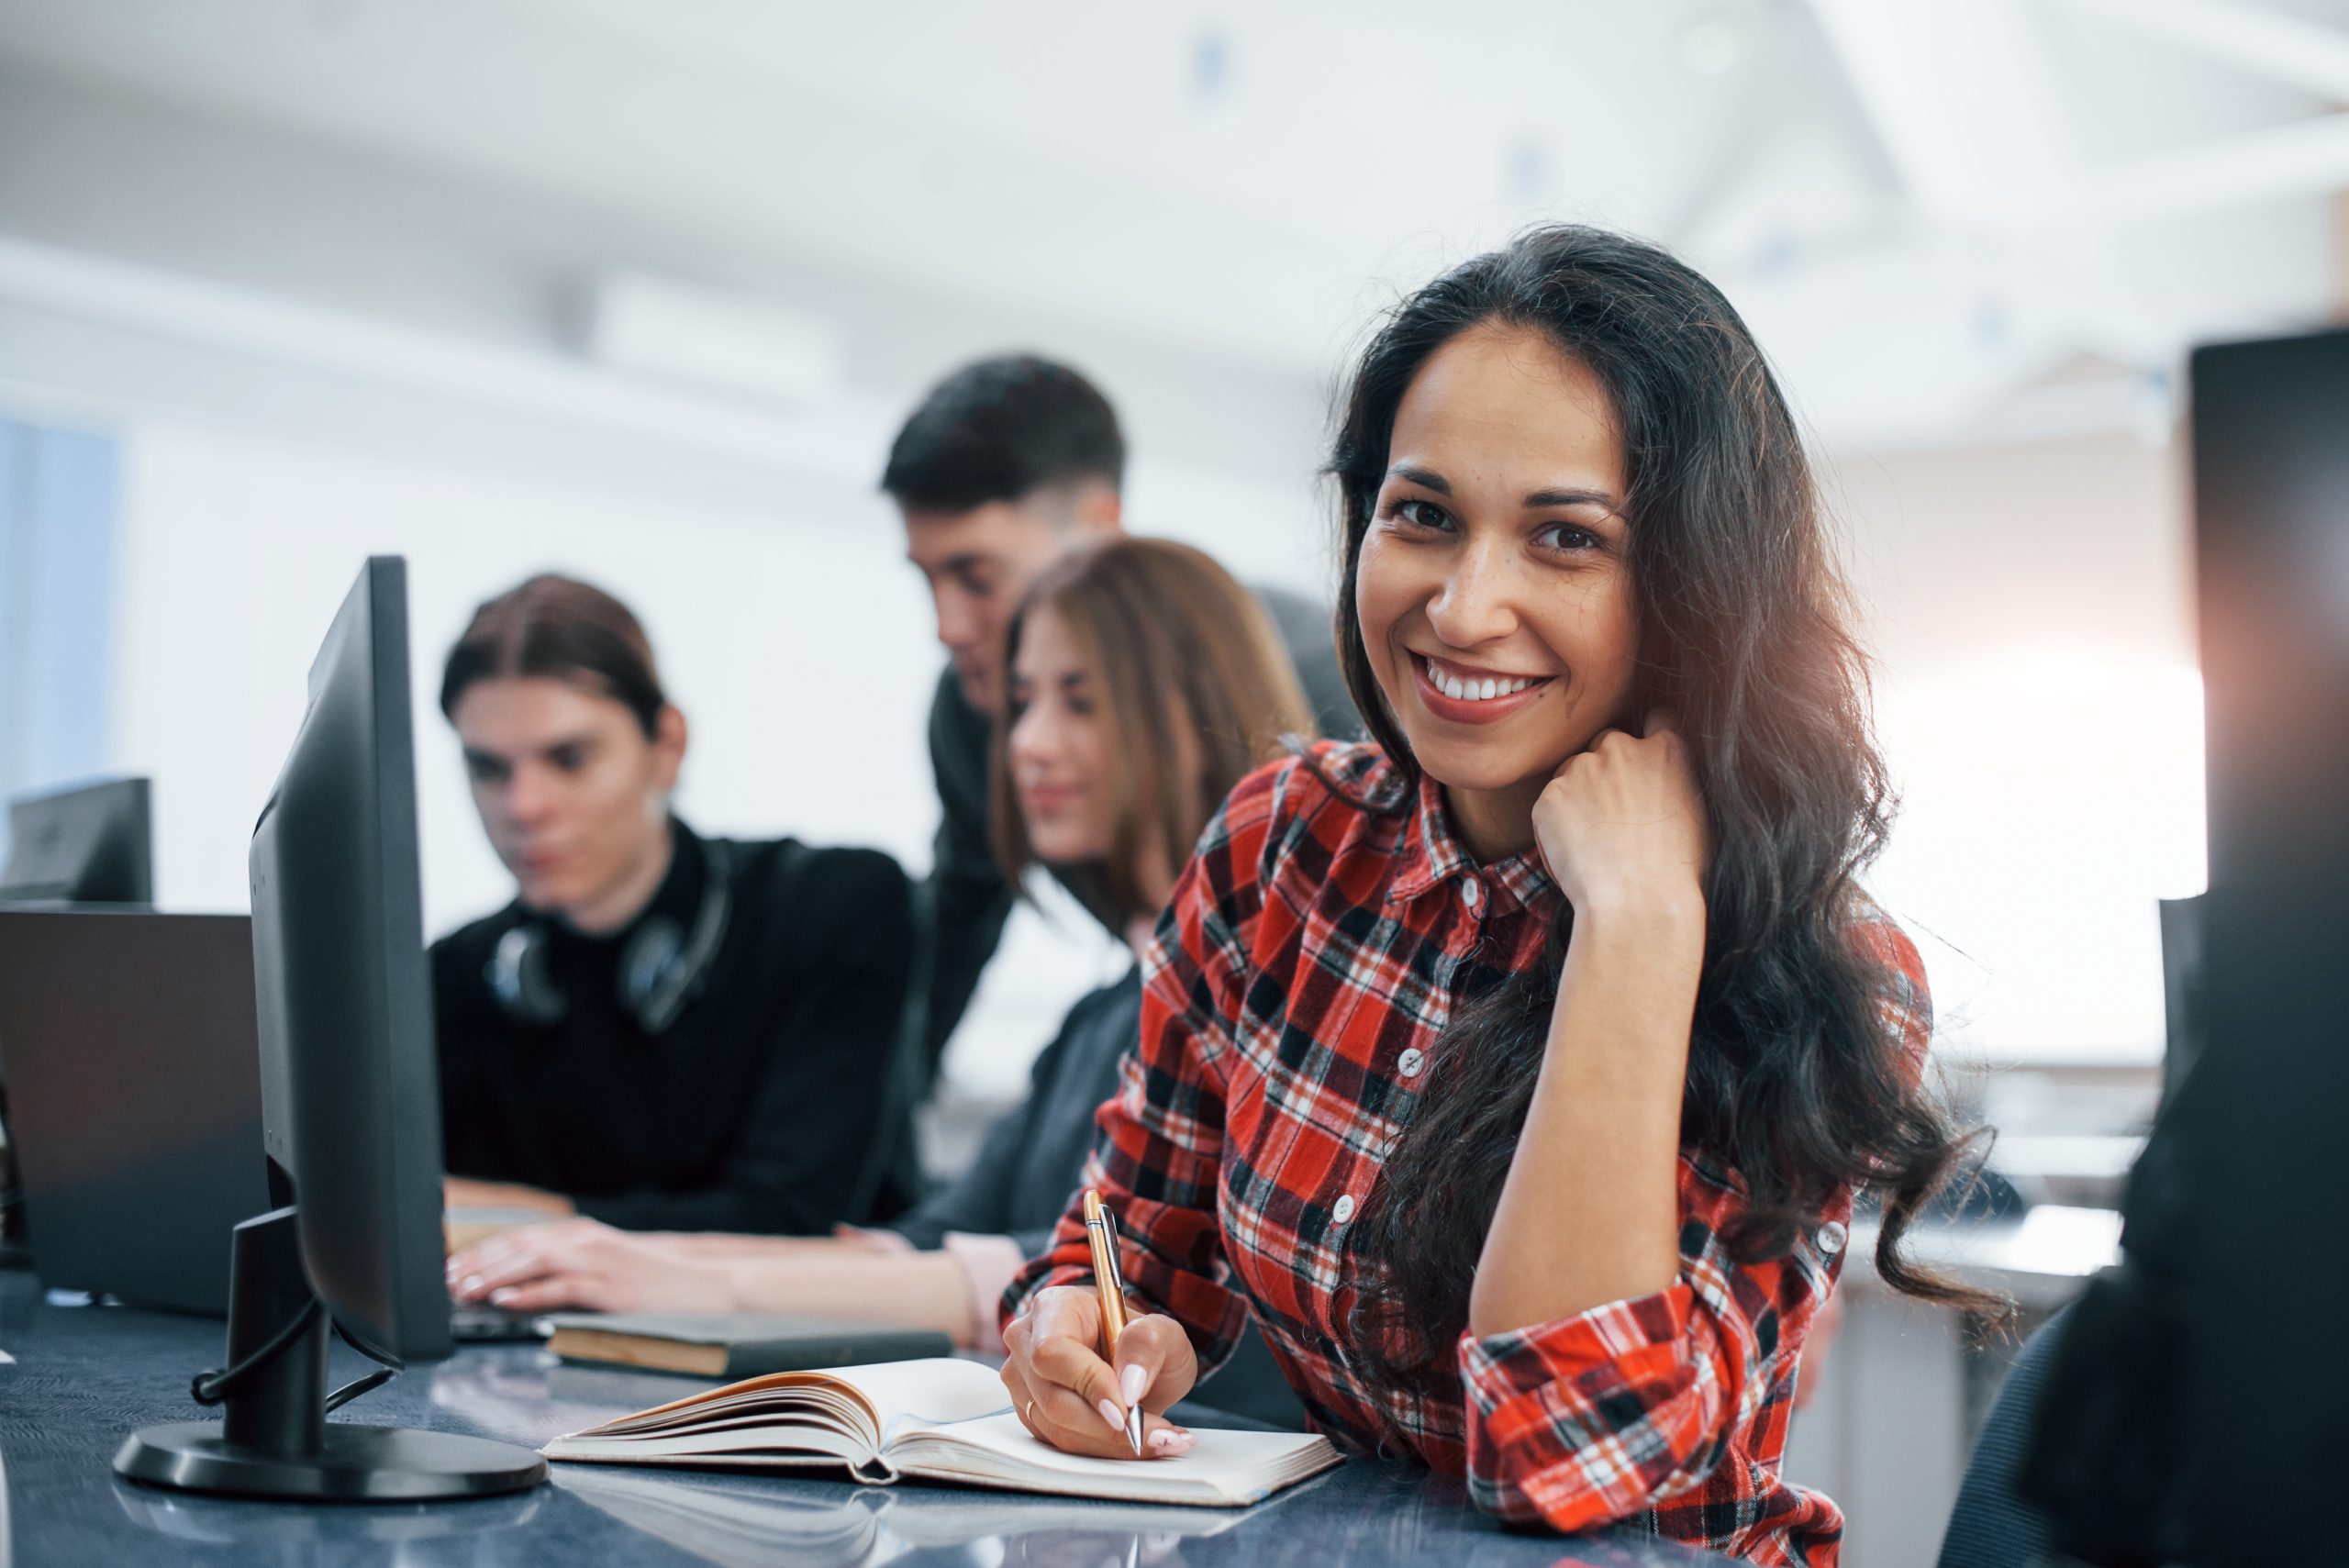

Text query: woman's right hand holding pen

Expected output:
[999,1285,1199,1459]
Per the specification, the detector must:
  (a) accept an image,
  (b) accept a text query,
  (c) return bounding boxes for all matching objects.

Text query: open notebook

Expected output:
[541,1356,1340,1507]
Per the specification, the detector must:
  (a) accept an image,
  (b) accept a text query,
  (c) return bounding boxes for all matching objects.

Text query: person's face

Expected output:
[902,488,1110,716]
[1005,606,1117,867]
[452,677,683,918]
[1354,321,1640,806]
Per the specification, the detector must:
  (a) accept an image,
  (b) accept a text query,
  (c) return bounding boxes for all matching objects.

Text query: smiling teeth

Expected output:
[1423,658,1538,702]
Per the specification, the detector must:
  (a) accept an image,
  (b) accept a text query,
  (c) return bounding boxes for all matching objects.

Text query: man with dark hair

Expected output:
[885,354,1356,1073]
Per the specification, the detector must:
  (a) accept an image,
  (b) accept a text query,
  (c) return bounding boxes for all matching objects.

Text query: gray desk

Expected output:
[0,1272,1734,1566]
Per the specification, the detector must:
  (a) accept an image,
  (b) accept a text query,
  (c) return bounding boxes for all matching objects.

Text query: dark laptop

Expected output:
[0,907,543,1337]
[0,909,268,1314]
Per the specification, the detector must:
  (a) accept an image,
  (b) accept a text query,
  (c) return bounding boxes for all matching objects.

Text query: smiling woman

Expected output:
[1352,324,1641,859]
[997,226,2005,1566]
[991,537,1312,940]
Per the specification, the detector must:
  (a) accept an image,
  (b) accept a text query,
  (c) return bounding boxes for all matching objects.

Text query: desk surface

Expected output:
[0,1272,1732,1567]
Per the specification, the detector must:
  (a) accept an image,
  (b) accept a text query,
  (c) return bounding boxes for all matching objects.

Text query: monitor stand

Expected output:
[113,1207,545,1500]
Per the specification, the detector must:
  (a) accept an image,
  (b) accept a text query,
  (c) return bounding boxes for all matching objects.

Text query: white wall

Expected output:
[1834,431,2203,1063]
[111,422,934,925]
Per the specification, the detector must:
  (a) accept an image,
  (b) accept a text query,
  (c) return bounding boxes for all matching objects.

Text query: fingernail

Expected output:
[489,1287,515,1306]
[1119,1363,1148,1406]
[1149,1429,1195,1455]
[1097,1398,1125,1436]
[461,1276,483,1294]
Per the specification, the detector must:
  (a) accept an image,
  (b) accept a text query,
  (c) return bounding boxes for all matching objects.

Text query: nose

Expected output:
[1008,696,1062,771]
[503,761,557,828]
[1424,532,1521,650]
[933,586,981,654]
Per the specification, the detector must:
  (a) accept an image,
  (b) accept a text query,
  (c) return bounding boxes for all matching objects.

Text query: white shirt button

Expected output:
[1816,1220,1847,1255]
[1460,877,1483,909]
[1331,1194,1357,1224]
[1397,1047,1426,1079]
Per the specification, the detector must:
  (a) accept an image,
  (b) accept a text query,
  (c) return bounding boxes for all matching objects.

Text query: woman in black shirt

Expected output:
[433,573,917,1233]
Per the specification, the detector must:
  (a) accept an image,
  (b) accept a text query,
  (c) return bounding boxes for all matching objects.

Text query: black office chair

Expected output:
[1934,1305,2069,1568]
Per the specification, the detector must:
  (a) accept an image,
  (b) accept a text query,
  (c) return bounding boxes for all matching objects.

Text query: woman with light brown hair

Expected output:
[446,538,1316,1365]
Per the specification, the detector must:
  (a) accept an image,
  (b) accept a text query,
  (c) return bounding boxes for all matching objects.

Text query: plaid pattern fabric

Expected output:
[1003,742,1932,1566]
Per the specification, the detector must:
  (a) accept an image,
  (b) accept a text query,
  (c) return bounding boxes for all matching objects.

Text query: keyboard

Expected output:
[449,1302,552,1342]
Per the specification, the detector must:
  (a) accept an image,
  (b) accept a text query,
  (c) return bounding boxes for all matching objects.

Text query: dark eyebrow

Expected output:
[529,733,604,766]
[906,550,996,575]
[1386,462,1451,495]
[1525,486,1624,514]
[1390,463,1620,517]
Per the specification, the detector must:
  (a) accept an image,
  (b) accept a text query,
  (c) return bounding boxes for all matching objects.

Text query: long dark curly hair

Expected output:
[1333,225,2003,1388]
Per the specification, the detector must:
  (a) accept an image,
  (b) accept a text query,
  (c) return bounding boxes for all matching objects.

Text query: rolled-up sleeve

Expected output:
[1458,908,1932,1556]
[1458,1162,1847,1549]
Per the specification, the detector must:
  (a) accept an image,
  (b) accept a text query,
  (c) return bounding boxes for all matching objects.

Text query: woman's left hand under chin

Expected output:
[1531,709,1710,921]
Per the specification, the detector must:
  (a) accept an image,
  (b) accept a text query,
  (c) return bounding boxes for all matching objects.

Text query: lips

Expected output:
[1409,651,1554,725]
[1019,784,1084,813]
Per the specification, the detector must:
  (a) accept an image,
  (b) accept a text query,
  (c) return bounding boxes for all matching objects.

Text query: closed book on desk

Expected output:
[541,1357,1340,1507]
[545,1313,952,1378]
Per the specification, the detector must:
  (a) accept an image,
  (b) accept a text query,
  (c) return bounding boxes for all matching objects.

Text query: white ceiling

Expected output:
[0,0,2344,443]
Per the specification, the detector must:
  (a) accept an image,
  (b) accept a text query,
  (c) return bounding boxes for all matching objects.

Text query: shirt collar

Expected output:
[530,816,706,949]
[1385,769,1557,917]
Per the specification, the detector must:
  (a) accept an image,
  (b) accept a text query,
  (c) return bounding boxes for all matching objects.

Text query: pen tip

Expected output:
[1127,1407,1145,1457]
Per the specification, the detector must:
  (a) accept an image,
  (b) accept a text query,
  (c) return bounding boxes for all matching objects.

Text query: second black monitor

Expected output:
[0,777,152,904]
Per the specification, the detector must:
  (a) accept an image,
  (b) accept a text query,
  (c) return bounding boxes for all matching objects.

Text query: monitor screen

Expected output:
[247,556,451,1365]
[1,777,152,904]
[2173,325,2349,1552]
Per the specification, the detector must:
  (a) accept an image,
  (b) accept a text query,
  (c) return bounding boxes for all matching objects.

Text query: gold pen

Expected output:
[1082,1187,1146,1457]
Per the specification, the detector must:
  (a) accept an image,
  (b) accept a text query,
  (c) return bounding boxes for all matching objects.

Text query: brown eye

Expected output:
[1535,522,1601,552]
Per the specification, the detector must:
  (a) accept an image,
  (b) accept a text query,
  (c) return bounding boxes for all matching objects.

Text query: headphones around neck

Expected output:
[485,838,734,1037]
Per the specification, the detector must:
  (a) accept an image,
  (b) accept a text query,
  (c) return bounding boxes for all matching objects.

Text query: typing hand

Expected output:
[445,1218,734,1314]
[999,1285,1198,1460]
[443,1175,577,1218]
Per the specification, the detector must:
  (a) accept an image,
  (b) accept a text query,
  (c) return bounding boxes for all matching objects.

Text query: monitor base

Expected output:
[111,1206,545,1503]
[115,1420,546,1501]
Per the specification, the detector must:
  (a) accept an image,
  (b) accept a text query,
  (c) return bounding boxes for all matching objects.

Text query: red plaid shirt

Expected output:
[1003,743,1932,1565]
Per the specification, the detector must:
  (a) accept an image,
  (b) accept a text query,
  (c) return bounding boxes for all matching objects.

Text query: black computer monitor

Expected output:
[114,556,544,1501]
[0,910,271,1315]
[0,776,152,903]
[2026,325,2349,1562]
[0,776,156,1261]
[2175,325,2349,1558]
